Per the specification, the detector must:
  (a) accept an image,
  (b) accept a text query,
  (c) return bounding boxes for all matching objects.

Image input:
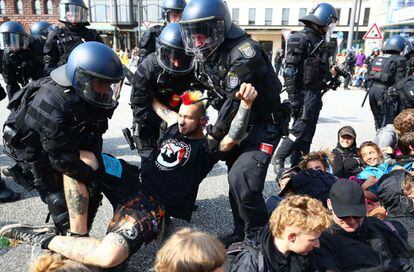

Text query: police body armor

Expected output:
[368,54,400,86]
[284,28,330,94]
[44,26,102,71]
[200,35,283,133]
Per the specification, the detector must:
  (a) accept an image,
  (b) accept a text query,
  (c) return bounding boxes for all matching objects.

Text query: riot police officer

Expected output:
[43,0,103,75]
[343,50,356,90]
[0,21,41,103]
[29,21,53,79]
[180,0,285,245]
[3,42,124,235]
[131,22,197,161]
[137,0,186,65]
[273,3,338,173]
[367,35,406,130]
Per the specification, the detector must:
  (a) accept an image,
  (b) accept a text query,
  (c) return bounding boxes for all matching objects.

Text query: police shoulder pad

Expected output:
[238,42,256,59]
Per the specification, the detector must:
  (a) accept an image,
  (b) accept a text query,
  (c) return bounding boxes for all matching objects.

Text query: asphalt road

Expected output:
[0,78,375,271]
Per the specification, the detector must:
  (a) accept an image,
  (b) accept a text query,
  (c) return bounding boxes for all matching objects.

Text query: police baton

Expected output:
[361,90,369,108]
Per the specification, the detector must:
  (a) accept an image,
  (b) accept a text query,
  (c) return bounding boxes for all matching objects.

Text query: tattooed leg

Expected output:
[48,232,130,268]
[63,174,89,235]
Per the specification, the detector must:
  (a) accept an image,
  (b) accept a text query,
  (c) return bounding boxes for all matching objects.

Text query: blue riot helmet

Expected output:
[51,42,125,108]
[162,0,186,23]
[382,35,407,53]
[30,21,53,37]
[299,3,338,40]
[0,21,29,51]
[180,0,245,61]
[59,0,89,24]
[157,22,194,74]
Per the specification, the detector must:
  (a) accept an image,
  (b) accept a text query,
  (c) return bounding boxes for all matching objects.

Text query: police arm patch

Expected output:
[238,42,256,59]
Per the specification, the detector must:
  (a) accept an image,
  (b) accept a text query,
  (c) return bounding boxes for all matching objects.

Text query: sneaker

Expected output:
[0,224,59,246]
[218,231,245,248]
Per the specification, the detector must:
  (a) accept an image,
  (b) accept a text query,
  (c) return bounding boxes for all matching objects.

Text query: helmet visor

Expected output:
[59,3,88,23]
[156,44,194,74]
[0,33,28,50]
[325,21,337,42]
[73,68,123,108]
[180,18,225,61]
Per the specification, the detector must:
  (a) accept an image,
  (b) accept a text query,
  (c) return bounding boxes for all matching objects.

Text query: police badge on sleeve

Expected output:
[227,72,239,89]
[238,42,256,59]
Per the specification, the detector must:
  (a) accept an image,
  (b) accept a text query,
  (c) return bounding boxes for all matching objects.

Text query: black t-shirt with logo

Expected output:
[141,124,218,221]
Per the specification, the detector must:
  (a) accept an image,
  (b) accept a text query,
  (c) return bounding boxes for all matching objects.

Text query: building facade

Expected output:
[226,0,377,60]
[0,0,59,30]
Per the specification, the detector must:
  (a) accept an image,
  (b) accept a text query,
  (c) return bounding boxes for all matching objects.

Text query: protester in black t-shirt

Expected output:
[0,84,258,269]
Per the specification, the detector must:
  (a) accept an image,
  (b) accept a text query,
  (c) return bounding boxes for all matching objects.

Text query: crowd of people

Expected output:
[1,0,414,271]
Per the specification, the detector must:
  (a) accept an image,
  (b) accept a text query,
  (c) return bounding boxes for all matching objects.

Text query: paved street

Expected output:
[0,80,376,271]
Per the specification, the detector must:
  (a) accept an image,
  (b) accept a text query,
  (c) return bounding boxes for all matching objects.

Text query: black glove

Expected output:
[288,94,303,118]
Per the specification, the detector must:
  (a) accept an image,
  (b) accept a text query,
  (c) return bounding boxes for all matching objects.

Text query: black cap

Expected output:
[338,126,356,138]
[329,180,366,217]
[278,166,301,196]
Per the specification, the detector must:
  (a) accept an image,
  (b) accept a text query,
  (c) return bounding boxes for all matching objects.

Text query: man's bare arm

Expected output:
[152,98,179,127]
[218,83,257,152]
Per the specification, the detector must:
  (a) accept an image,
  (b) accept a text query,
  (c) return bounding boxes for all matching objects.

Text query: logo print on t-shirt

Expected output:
[156,138,191,171]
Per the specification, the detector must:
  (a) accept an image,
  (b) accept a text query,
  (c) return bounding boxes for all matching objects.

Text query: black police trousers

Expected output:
[369,83,387,130]
[227,123,281,233]
[274,89,323,167]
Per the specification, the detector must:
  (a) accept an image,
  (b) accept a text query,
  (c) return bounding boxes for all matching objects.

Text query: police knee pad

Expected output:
[45,191,69,233]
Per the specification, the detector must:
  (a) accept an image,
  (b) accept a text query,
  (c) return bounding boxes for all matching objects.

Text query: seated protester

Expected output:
[0,85,258,269]
[357,141,394,201]
[228,195,331,272]
[266,151,338,214]
[375,109,414,164]
[314,180,414,272]
[331,126,363,178]
[155,228,226,272]
[265,166,300,214]
[377,132,414,248]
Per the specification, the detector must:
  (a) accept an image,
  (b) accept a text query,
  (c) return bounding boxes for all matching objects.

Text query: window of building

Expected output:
[15,0,23,15]
[232,8,239,24]
[45,0,52,15]
[248,8,256,25]
[117,0,131,22]
[143,3,163,23]
[363,7,370,26]
[282,8,289,25]
[90,0,111,23]
[0,0,5,14]
[33,0,41,14]
[265,8,272,25]
[335,8,341,24]
[299,8,307,25]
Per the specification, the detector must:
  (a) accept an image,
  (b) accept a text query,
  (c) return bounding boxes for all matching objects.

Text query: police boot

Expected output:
[0,179,20,203]
[2,164,34,191]
[273,159,286,179]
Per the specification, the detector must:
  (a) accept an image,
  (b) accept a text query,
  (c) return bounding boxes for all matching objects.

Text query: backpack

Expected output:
[226,241,265,272]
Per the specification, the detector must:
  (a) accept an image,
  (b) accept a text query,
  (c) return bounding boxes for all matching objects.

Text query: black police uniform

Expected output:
[4,77,112,232]
[0,49,41,105]
[367,53,406,130]
[343,52,355,89]
[130,53,200,161]
[274,27,332,168]
[29,34,48,79]
[202,34,283,233]
[137,25,163,65]
[407,55,414,76]
[43,25,103,75]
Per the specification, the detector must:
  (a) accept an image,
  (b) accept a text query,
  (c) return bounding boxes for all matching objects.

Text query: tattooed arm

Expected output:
[48,232,129,268]
[64,175,89,235]
[152,98,179,127]
[217,83,257,152]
